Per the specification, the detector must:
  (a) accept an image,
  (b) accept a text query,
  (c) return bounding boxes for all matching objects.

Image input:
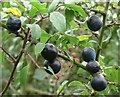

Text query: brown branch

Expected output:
[106,23,120,28]
[1,28,31,96]
[15,32,24,40]
[34,15,48,24]
[0,46,16,63]
[74,18,81,27]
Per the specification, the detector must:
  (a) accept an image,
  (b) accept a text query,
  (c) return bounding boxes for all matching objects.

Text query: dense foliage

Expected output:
[0,0,120,96]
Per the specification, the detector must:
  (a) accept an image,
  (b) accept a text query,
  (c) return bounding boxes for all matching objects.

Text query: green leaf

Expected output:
[47,66,55,75]
[57,80,68,95]
[98,55,105,67]
[50,12,66,33]
[27,24,41,40]
[1,12,8,19]
[48,0,60,13]
[35,42,45,57]
[68,81,84,87]
[17,57,28,71]
[69,20,79,28]
[80,90,88,95]
[40,29,51,43]
[3,2,11,8]
[20,65,28,84]
[65,8,74,22]
[77,68,86,75]
[20,16,27,25]
[104,65,119,83]
[77,35,91,41]
[28,6,38,17]
[103,30,112,43]
[64,4,87,18]
[12,0,25,11]
[30,1,47,13]
[64,34,78,44]
[33,69,47,80]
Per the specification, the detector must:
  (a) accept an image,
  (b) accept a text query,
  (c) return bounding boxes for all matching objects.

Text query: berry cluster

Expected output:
[82,47,107,91]
[41,43,61,75]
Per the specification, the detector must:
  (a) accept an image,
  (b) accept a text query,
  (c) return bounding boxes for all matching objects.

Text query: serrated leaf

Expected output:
[50,12,66,33]
[64,4,87,18]
[3,7,21,16]
[27,24,41,40]
[57,80,68,95]
[20,65,28,84]
[68,81,84,87]
[77,35,91,41]
[35,42,45,57]
[48,0,60,13]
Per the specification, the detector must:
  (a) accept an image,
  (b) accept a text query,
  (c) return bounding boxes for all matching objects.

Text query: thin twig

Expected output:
[108,81,118,86]
[74,18,81,27]
[106,23,120,28]
[0,22,24,40]
[58,53,86,70]
[34,15,48,24]
[23,50,42,69]
[0,28,31,96]
[0,46,16,63]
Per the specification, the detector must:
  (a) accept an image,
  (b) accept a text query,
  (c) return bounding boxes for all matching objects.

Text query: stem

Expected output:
[96,1,110,61]
[58,53,86,70]
[0,46,16,63]
[23,50,42,69]
[0,23,24,40]
[34,15,48,24]
[0,28,30,96]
